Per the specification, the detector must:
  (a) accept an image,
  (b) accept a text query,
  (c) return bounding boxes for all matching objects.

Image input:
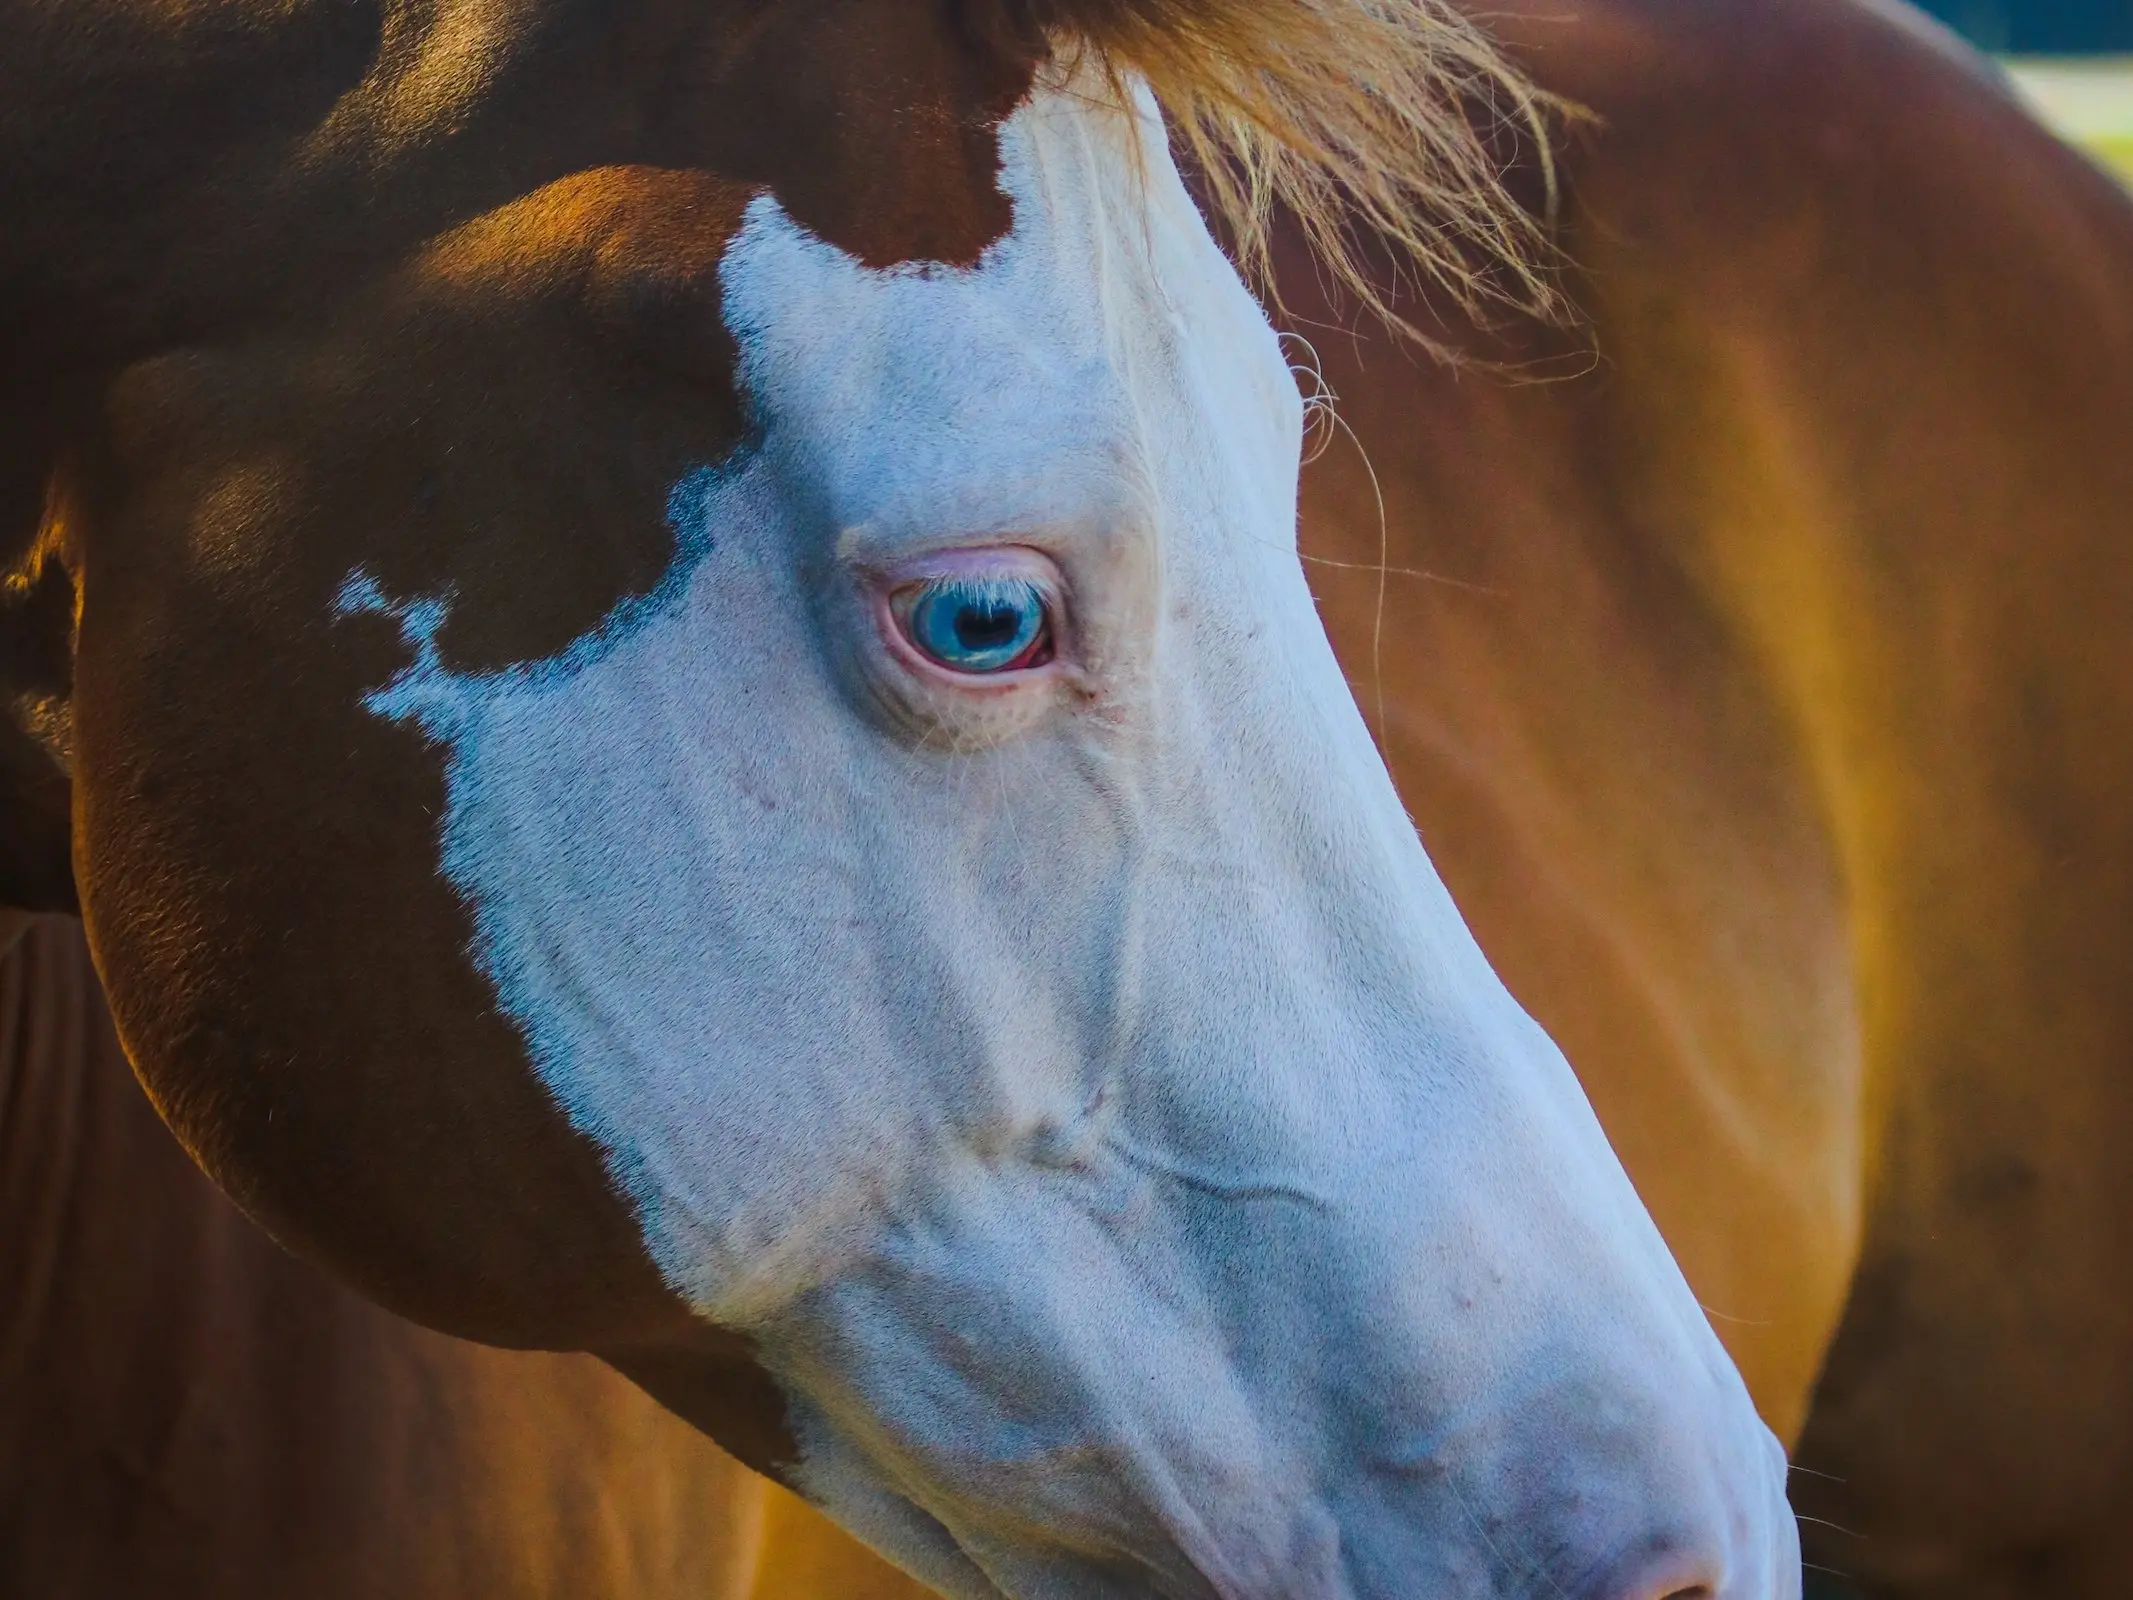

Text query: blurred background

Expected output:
[1940,0,2131,178]
[2005,56,2133,177]
[1930,0,2129,53]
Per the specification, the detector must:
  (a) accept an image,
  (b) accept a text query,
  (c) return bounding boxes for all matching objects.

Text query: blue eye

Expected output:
[898,574,1053,673]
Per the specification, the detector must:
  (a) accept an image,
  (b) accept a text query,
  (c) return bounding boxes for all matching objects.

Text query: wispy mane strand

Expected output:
[1006,0,1569,348]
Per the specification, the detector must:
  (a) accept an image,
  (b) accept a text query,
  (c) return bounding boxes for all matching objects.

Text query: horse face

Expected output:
[62,47,1793,1600]
[642,93,1790,1596]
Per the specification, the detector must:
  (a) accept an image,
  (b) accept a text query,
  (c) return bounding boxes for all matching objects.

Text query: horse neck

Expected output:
[0,917,108,1354]
[1588,76,2133,1158]
[0,914,782,1597]
[0,917,229,1441]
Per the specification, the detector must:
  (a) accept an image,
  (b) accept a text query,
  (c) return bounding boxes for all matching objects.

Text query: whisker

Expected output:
[1296,550,1501,593]
[1283,330,1340,466]
[1441,1472,1572,1600]
[1696,1300,1772,1328]
[1793,1513,1863,1541]
[1313,401,1392,754]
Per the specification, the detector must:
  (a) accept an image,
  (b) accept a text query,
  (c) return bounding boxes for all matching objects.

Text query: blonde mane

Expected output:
[1018,0,1566,346]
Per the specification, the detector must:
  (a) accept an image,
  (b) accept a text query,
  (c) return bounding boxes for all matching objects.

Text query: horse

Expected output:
[0,0,1797,1592]
[8,0,2128,1587]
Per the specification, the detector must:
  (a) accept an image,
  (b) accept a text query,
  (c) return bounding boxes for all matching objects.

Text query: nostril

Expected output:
[1606,1550,1723,1600]
[1619,1579,1714,1600]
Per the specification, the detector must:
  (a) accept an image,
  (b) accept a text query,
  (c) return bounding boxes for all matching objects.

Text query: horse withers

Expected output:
[0,0,1793,1592]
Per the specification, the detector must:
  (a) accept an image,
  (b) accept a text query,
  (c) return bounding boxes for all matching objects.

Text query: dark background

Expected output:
[1913,0,2133,52]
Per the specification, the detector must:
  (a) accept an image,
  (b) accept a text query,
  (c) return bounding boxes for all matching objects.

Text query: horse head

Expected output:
[3,0,1795,1592]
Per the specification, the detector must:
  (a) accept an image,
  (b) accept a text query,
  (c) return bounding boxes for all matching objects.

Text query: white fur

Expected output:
[343,81,1796,1599]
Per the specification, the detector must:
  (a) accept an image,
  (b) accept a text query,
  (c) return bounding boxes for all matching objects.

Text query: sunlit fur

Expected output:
[1003,0,1568,341]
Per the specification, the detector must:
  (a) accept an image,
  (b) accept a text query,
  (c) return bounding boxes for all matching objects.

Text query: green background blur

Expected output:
[1903,0,2133,176]
[2002,57,2133,179]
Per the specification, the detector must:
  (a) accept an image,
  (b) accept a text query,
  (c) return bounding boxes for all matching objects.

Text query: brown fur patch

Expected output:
[67,165,796,1465]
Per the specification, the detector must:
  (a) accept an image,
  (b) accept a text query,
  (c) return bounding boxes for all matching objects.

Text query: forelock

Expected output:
[974,0,1570,352]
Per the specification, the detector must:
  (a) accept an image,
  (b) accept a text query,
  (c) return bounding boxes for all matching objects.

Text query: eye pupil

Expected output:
[955,602,1023,650]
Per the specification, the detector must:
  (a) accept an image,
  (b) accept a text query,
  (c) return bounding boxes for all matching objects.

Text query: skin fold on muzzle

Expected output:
[320,82,1798,1596]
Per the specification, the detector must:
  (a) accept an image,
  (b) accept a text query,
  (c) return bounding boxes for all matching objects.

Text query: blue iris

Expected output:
[904,575,1049,672]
